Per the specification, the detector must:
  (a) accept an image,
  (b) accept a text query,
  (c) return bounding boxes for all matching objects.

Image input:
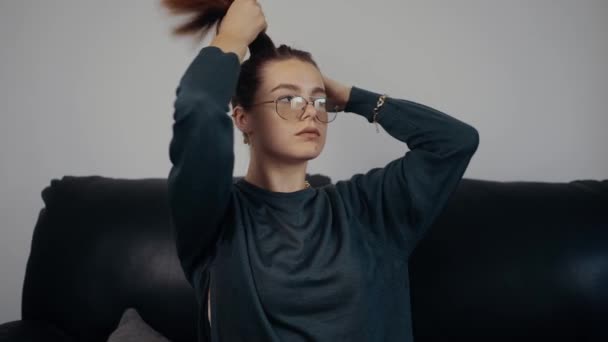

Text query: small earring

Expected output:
[244,133,250,144]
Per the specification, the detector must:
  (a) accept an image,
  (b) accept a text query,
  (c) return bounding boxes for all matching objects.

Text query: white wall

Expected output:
[1,0,606,323]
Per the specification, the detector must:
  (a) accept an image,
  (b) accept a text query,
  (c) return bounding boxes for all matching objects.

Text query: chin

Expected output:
[302,152,321,161]
[287,147,324,162]
[270,138,325,162]
[293,151,322,161]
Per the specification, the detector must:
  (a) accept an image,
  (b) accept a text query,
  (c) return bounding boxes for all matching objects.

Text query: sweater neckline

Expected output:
[235,178,316,200]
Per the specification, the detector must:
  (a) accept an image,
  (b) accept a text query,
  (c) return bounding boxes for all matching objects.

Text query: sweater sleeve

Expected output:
[338,86,479,255]
[167,45,240,285]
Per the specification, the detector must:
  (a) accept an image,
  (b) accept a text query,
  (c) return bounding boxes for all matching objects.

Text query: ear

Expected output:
[232,105,252,136]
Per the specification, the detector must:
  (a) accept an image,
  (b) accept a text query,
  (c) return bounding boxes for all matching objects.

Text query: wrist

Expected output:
[210,35,248,63]
[343,86,385,123]
[341,86,353,109]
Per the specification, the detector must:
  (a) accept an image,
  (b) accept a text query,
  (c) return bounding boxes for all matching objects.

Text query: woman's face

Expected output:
[240,58,328,163]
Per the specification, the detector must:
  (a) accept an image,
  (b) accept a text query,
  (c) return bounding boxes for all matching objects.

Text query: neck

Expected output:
[244,148,309,193]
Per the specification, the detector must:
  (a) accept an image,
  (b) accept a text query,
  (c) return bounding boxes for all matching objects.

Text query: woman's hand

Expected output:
[218,0,267,46]
[322,74,352,112]
[211,0,268,63]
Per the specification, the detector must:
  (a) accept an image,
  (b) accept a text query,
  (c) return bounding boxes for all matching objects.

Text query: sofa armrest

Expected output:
[0,320,74,342]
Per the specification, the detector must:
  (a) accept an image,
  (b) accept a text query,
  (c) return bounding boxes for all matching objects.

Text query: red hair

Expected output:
[161,0,231,40]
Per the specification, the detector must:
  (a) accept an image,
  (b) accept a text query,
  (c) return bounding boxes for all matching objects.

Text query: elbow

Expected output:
[451,125,479,155]
[173,90,223,123]
[460,125,479,153]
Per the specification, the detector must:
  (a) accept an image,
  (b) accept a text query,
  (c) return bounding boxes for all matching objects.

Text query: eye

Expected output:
[313,97,328,109]
[277,95,295,103]
[278,95,306,109]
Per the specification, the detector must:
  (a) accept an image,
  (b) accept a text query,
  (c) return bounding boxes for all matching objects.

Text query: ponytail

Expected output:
[248,32,276,59]
[161,0,276,57]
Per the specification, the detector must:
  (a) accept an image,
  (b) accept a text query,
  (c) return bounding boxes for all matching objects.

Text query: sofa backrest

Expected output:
[21,175,608,341]
[409,178,608,340]
[23,176,194,342]
[21,174,332,342]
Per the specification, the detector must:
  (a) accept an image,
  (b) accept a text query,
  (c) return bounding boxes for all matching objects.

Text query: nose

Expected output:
[299,101,320,122]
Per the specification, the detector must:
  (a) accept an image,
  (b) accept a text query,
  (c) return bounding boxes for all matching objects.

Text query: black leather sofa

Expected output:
[0,174,606,341]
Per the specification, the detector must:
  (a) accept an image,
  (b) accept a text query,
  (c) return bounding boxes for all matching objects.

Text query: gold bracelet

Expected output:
[372,94,388,133]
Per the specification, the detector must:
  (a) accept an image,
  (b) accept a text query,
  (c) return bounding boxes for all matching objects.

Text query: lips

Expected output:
[296,127,321,136]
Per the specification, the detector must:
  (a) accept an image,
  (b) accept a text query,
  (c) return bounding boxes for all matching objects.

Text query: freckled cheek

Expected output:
[264,124,295,145]
[253,115,284,142]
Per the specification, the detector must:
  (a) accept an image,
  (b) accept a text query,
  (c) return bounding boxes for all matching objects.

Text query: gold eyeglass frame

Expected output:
[250,95,340,123]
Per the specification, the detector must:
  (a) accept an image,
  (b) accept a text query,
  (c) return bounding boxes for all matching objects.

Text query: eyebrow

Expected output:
[270,83,326,95]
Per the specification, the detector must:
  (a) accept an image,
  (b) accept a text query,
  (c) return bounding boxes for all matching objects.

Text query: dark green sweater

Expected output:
[168,45,479,342]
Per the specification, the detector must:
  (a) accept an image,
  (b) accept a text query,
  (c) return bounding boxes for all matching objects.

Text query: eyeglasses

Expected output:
[251,95,340,123]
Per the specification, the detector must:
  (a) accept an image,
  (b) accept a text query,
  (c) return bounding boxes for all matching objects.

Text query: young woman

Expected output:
[164,0,479,341]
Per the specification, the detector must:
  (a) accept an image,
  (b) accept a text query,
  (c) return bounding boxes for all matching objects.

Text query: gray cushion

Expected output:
[107,308,171,342]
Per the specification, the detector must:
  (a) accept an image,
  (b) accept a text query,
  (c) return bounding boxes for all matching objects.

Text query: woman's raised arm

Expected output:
[165,0,267,286]
[167,44,240,286]
[336,86,480,256]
